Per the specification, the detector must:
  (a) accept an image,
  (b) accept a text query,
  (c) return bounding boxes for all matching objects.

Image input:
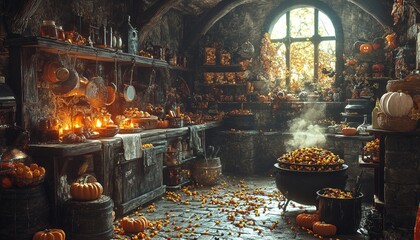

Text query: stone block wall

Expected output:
[383,134,420,239]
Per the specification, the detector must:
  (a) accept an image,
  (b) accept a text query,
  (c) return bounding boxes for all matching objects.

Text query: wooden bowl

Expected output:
[341,127,357,136]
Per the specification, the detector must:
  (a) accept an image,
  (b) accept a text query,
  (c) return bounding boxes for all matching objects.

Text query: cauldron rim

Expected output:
[316,188,363,200]
[274,163,348,172]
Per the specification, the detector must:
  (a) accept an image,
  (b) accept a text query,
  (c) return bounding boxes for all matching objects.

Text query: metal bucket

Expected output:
[192,157,222,186]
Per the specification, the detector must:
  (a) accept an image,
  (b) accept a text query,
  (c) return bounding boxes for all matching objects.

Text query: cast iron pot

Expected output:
[317,188,363,234]
[274,163,348,207]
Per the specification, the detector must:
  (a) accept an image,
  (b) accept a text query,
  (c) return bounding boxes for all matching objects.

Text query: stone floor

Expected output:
[112,175,371,240]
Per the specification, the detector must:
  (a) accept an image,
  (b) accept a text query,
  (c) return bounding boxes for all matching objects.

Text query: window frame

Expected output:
[264,0,344,90]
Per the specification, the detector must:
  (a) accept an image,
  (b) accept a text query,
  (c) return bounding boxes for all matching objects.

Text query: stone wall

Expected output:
[204,0,387,98]
[383,134,420,239]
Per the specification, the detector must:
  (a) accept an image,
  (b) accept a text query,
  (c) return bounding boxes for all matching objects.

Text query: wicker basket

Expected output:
[377,112,418,132]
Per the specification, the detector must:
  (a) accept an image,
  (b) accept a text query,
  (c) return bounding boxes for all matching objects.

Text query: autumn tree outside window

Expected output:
[268,5,338,93]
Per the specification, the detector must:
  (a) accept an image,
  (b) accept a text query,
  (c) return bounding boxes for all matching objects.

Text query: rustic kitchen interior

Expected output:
[0,0,419,239]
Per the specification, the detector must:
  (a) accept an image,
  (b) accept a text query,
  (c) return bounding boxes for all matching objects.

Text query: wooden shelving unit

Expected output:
[8,36,173,68]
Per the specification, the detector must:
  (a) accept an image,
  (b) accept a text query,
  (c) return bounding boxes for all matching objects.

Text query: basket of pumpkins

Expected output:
[377,91,418,132]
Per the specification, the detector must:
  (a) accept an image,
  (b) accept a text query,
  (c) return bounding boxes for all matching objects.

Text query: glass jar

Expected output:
[40,20,58,39]
[357,114,370,135]
[57,26,65,41]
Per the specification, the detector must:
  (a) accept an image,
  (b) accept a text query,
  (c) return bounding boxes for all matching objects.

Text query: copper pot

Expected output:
[51,68,79,96]
[43,61,69,83]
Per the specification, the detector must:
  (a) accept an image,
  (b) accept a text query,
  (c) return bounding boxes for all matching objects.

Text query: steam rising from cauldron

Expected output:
[285,103,327,151]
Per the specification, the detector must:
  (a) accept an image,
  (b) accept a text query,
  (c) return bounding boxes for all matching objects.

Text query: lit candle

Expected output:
[95,119,102,129]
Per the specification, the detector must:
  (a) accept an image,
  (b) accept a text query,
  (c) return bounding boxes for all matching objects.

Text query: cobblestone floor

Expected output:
[113,175,369,240]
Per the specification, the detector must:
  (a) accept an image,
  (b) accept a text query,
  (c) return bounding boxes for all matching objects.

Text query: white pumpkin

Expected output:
[379,92,413,117]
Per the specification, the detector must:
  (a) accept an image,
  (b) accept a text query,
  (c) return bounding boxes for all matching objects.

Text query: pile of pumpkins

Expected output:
[378,73,420,132]
[296,212,337,237]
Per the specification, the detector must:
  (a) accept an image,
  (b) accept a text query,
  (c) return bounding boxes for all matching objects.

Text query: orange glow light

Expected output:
[95,119,102,128]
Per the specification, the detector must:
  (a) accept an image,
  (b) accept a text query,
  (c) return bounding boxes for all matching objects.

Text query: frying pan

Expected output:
[104,82,117,105]
[86,76,107,108]
[105,60,118,106]
[123,64,136,102]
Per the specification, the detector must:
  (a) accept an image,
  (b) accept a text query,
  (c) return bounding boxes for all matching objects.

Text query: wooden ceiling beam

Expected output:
[136,0,182,44]
[183,0,253,51]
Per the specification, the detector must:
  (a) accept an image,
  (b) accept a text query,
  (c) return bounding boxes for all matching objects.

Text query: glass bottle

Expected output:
[357,114,370,135]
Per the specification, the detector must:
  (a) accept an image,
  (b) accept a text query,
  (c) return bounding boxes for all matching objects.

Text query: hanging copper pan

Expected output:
[43,60,70,83]
[51,68,79,96]
[85,76,108,108]
[123,64,136,102]
[62,75,89,97]
[104,82,117,105]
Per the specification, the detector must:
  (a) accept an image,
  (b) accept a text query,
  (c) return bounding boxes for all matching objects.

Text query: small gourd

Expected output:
[379,91,413,117]
[33,229,66,240]
[121,216,149,233]
[312,221,337,236]
[70,174,103,201]
[296,213,319,229]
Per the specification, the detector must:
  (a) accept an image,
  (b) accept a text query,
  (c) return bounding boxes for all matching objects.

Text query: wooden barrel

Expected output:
[0,185,50,240]
[62,195,114,240]
[192,157,222,186]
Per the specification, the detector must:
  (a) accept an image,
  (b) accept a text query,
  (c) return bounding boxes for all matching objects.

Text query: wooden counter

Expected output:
[27,122,220,220]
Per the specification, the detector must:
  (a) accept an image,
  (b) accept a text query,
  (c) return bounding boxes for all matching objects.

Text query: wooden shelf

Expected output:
[7,36,176,68]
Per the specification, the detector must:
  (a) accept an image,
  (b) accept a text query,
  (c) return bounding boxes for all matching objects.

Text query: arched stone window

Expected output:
[267,2,343,92]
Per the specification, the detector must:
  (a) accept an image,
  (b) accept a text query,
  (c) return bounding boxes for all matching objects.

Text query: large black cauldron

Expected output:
[274,163,348,209]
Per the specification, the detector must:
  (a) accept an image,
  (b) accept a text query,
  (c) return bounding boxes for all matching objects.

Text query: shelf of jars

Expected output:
[7,36,176,68]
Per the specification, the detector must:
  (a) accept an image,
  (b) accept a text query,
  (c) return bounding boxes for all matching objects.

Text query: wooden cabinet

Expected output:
[27,141,103,225]
[113,140,166,215]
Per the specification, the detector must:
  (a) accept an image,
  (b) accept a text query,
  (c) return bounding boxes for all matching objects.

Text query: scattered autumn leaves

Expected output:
[113,178,340,239]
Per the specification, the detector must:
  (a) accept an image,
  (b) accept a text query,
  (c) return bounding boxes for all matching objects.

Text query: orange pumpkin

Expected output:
[312,221,337,236]
[70,175,103,201]
[121,216,149,233]
[296,213,319,229]
[359,43,373,54]
[33,228,65,240]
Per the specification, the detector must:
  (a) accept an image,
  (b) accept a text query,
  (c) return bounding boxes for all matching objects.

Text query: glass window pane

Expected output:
[318,11,335,36]
[318,40,336,86]
[273,42,287,88]
[290,42,314,91]
[290,7,314,38]
[270,15,287,40]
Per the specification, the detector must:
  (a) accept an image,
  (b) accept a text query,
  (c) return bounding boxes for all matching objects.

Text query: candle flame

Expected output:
[96,119,102,128]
